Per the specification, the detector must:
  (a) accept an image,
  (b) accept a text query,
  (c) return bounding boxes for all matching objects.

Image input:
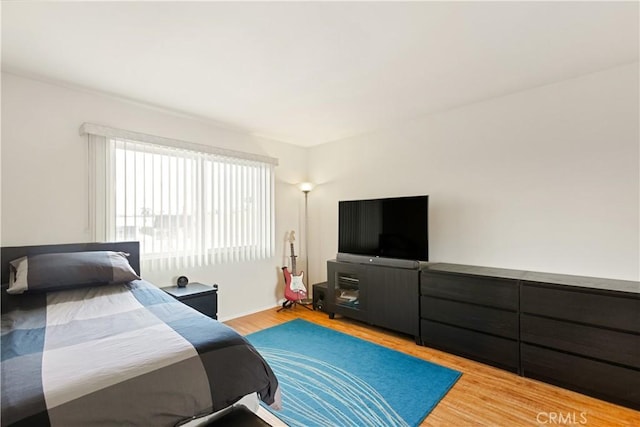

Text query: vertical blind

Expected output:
[85,124,276,271]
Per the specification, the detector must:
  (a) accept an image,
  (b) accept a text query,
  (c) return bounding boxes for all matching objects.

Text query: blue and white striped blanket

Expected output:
[1,280,279,427]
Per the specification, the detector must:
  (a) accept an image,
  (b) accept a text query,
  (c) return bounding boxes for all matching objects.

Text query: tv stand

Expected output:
[326,259,420,340]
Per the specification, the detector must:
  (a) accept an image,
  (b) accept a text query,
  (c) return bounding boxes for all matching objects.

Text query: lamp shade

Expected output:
[298,182,315,193]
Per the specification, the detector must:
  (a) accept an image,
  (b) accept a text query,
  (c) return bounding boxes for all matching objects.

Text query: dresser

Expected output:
[419,263,639,409]
[420,265,521,373]
[519,272,639,409]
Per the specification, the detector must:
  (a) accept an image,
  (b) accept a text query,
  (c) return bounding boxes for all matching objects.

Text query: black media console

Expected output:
[327,259,420,340]
[327,259,640,410]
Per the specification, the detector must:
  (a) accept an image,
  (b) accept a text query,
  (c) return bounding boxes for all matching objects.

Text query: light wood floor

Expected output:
[226,306,640,426]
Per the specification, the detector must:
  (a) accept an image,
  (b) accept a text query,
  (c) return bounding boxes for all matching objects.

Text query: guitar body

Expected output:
[282,267,306,300]
[290,271,306,293]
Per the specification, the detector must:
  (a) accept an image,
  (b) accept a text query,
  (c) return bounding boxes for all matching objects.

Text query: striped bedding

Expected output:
[1,280,280,427]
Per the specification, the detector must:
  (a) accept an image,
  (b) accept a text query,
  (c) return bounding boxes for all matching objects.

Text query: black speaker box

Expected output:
[312,282,328,312]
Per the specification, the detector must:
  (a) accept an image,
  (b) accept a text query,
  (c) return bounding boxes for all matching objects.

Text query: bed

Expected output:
[1,241,280,427]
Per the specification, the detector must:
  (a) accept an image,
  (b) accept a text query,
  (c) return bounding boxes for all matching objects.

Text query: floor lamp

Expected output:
[298,182,314,292]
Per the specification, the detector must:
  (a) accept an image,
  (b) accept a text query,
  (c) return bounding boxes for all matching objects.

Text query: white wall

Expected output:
[1,72,309,319]
[308,63,640,281]
[2,62,638,323]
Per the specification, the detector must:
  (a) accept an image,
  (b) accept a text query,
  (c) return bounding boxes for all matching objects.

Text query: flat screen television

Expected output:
[338,195,428,261]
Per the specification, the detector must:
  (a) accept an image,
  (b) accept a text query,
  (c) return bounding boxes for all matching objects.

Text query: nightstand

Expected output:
[163,282,218,320]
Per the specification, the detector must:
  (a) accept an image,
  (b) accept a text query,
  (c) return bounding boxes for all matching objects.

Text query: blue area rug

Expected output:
[247,319,461,427]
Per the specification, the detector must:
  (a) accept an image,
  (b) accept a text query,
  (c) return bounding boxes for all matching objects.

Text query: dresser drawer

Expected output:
[521,344,640,410]
[420,271,518,310]
[521,314,640,368]
[421,319,519,372]
[421,296,518,339]
[521,284,640,333]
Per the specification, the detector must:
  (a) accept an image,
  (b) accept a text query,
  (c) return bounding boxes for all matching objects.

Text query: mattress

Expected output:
[1,279,280,427]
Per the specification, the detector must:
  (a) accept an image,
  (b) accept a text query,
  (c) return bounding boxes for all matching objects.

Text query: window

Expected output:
[84,123,276,271]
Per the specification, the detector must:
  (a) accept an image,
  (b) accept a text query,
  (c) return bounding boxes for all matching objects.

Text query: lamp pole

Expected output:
[303,188,310,284]
[298,182,314,290]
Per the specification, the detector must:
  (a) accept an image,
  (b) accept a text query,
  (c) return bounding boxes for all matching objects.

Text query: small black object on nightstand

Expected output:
[177,275,189,288]
[163,282,218,320]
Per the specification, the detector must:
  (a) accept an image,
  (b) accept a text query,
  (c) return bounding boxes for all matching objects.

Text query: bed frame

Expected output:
[0,241,140,285]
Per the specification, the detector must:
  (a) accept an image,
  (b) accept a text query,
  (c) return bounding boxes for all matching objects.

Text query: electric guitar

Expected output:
[283,231,306,296]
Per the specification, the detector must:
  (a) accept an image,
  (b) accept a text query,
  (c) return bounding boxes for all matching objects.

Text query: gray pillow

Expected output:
[7,251,141,294]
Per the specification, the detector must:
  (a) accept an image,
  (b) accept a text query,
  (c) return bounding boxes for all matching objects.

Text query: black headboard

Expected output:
[1,241,140,285]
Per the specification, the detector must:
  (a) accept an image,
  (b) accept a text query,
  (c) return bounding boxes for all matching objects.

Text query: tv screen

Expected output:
[338,195,428,261]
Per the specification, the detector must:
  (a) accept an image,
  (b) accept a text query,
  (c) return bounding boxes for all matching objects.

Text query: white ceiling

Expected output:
[2,1,638,147]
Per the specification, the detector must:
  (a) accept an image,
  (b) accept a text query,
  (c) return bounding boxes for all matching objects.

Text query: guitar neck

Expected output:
[290,242,297,275]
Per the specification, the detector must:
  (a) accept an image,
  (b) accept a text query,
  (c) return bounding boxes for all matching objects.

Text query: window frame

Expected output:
[84,123,277,269]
